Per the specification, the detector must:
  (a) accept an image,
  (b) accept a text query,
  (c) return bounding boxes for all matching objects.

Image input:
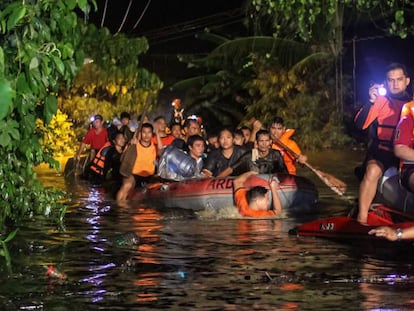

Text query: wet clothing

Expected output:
[272,129,301,175]
[354,94,411,172]
[86,142,124,183]
[82,128,108,152]
[232,149,288,175]
[203,145,247,177]
[234,188,276,217]
[132,142,157,177]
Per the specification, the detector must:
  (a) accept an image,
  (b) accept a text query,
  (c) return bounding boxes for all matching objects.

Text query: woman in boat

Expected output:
[233,171,283,217]
[202,128,247,177]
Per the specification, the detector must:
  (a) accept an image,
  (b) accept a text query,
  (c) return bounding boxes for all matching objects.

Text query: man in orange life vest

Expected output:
[233,171,283,217]
[354,63,411,224]
[116,123,158,201]
[269,117,307,175]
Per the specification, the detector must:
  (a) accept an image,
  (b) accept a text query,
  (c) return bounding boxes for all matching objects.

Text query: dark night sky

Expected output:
[87,0,246,53]
[86,1,414,104]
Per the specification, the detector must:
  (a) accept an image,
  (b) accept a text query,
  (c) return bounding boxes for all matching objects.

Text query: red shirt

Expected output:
[152,134,176,148]
[83,128,108,151]
[395,114,414,148]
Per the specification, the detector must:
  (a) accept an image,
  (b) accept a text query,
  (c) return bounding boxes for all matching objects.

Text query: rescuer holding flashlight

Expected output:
[354,63,411,224]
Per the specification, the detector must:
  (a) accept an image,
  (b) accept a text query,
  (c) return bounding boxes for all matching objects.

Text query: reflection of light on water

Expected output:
[131,208,164,303]
[80,187,115,305]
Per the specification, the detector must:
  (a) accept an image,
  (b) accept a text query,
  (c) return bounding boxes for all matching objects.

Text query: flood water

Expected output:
[2,149,414,310]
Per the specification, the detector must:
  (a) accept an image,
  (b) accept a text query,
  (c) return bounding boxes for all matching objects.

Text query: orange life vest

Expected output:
[272,129,301,175]
[356,96,407,151]
[132,142,157,176]
[89,142,112,176]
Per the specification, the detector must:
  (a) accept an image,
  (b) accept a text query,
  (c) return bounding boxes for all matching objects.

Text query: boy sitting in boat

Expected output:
[233,171,283,217]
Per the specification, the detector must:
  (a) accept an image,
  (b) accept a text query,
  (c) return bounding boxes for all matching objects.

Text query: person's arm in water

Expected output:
[369,226,414,241]
[269,176,282,215]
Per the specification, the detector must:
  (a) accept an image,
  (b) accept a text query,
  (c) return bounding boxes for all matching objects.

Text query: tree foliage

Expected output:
[173,33,351,148]
[0,0,92,232]
[60,24,163,139]
[249,0,414,40]
[0,0,164,239]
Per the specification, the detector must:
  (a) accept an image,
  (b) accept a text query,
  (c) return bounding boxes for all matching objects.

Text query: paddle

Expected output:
[119,94,153,177]
[273,137,347,196]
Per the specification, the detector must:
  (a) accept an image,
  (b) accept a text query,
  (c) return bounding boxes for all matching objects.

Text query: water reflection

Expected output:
[4,150,414,310]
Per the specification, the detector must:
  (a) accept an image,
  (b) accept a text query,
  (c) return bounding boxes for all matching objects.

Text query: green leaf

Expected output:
[29,57,39,70]
[44,95,57,124]
[3,229,18,243]
[77,0,88,11]
[9,127,20,140]
[0,79,15,121]
[52,55,65,75]
[16,73,29,94]
[6,6,26,32]
[0,131,11,147]
[67,0,77,10]
[0,47,4,79]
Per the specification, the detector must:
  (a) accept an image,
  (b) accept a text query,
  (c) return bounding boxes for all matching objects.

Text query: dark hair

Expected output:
[246,186,268,203]
[234,129,243,137]
[207,132,218,139]
[271,116,284,126]
[120,111,131,120]
[171,122,182,129]
[94,114,103,121]
[218,127,234,139]
[141,122,153,132]
[153,115,165,123]
[386,62,409,77]
[255,129,270,141]
[240,125,251,131]
[113,131,125,140]
[187,134,205,147]
[183,118,199,128]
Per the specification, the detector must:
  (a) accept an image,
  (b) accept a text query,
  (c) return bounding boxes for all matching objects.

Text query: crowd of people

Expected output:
[74,106,307,218]
[73,61,414,236]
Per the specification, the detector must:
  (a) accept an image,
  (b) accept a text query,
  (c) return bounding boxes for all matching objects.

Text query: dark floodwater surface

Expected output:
[2,150,414,310]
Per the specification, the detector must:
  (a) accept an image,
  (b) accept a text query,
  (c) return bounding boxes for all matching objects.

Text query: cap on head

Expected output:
[94,114,103,121]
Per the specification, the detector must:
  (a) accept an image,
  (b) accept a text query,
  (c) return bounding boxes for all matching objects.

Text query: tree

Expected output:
[248,0,414,114]
[0,0,96,233]
[59,24,163,139]
[172,33,352,148]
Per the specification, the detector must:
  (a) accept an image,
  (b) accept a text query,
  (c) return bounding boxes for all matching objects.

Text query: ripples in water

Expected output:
[2,150,414,310]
